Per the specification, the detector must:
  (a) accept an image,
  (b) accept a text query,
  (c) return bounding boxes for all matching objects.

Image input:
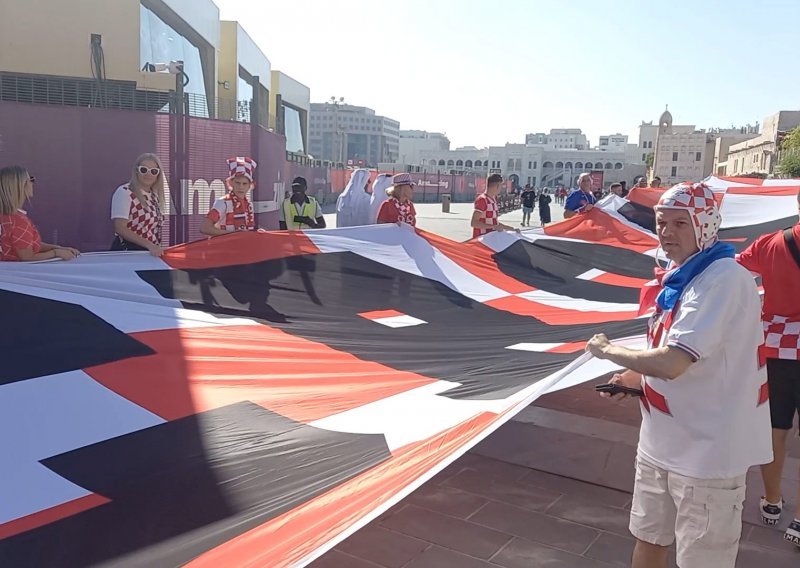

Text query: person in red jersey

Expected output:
[738,187,800,547]
[200,157,257,237]
[471,173,514,238]
[0,165,79,261]
[377,173,416,226]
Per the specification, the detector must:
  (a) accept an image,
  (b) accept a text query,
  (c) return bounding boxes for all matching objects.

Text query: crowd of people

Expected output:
[2,156,800,568]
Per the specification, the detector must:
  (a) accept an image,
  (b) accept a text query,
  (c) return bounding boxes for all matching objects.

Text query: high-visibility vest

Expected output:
[282,197,319,230]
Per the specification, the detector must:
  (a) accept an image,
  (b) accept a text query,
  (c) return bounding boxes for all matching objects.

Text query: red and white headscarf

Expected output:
[654,182,721,250]
[226,156,257,183]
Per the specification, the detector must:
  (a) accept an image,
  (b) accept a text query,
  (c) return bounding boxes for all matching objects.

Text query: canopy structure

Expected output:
[1,181,797,567]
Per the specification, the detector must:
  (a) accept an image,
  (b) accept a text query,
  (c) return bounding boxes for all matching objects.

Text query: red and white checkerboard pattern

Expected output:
[127,190,163,245]
[474,194,498,236]
[226,156,257,182]
[763,316,800,361]
[656,183,721,248]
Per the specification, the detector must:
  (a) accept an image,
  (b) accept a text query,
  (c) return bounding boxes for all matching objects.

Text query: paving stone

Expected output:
[309,549,385,568]
[334,525,430,568]
[746,523,800,553]
[458,452,534,483]
[380,504,511,560]
[403,545,500,568]
[520,469,631,508]
[545,495,632,537]
[583,532,636,567]
[405,483,489,519]
[512,406,640,446]
[490,537,612,568]
[470,500,599,555]
[735,540,800,568]
[444,468,560,513]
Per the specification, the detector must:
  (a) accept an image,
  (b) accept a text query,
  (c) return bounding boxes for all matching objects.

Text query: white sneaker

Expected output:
[760,497,783,526]
[785,519,800,547]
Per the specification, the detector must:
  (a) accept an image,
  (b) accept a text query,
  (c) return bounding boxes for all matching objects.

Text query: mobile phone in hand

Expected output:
[595,383,644,397]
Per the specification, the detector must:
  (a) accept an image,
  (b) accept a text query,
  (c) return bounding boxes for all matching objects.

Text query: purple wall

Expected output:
[0,101,485,251]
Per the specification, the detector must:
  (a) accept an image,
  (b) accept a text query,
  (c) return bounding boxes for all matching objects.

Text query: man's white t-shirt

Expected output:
[638,257,773,479]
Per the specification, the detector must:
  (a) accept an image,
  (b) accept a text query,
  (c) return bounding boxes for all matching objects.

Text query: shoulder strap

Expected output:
[784,228,800,270]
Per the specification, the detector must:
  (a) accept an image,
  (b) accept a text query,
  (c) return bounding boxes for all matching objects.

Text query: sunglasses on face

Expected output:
[28,176,36,183]
[138,166,160,176]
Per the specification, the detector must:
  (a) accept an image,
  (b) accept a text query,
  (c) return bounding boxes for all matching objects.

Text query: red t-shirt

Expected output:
[377,198,416,226]
[0,210,42,261]
[738,224,800,322]
[473,193,498,238]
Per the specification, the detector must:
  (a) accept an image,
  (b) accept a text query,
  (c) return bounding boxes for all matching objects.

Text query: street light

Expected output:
[326,96,346,165]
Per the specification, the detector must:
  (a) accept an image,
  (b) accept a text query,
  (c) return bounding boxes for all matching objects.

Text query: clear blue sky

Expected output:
[215,0,799,148]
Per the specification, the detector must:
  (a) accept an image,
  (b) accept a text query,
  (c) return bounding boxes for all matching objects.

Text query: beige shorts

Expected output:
[629,456,746,568]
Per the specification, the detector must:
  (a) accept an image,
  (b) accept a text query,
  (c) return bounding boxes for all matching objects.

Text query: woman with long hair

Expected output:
[110,153,165,255]
[0,165,79,261]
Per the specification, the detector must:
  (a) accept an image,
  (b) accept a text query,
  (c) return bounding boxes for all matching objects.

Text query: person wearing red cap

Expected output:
[587,182,772,568]
[110,153,165,256]
[377,173,417,226]
[738,187,800,547]
[200,157,257,237]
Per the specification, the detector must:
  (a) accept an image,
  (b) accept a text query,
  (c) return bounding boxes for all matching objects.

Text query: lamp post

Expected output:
[326,96,345,165]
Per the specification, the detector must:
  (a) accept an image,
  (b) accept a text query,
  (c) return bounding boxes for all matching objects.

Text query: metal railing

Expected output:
[0,73,254,124]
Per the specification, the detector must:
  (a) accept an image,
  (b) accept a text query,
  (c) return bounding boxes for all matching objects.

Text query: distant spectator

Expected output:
[564,173,597,219]
[635,176,648,189]
[280,176,326,230]
[0,166,79,261]
[471,173,515,238]
[650,176,662,188]
[538,189,552,227]
[110,153,165,256]
[520,184,536,227]
[200,156,257,237]
[377,173,416,226]
[609,182,624,197]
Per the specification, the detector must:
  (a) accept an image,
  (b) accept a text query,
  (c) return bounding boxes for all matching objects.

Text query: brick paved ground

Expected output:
[311,385,800,567]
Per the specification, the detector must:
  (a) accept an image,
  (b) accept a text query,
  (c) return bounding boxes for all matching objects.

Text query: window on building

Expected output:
[696,152,702,161]
[528,161,532,169]
[283,104,305,153]
[642,153,647,161]
[140,4,209,117]
[672,152,678,161]
[753,154,758,164]
[671,166,677,176]
[533,161,537,169]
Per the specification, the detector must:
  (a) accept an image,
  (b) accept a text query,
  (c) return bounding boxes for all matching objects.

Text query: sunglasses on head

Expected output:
[138,166,160,176]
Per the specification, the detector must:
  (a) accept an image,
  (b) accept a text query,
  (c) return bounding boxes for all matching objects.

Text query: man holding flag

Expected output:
[586,182,772,568]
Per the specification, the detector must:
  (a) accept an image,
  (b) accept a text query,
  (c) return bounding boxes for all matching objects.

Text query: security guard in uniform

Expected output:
[279,176,326,230]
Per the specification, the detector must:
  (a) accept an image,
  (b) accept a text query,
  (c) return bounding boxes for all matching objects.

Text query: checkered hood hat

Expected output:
[655,182,721,250]
[226,156,257,182]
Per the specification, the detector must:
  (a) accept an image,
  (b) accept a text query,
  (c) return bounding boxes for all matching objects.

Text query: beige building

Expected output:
[651,108,759,185]
[711,130,761,175]
[218,21,271,126]
[725,111,800,177]
[1,0,223,114]
[1,0,310,135]
[270,72,310,155]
